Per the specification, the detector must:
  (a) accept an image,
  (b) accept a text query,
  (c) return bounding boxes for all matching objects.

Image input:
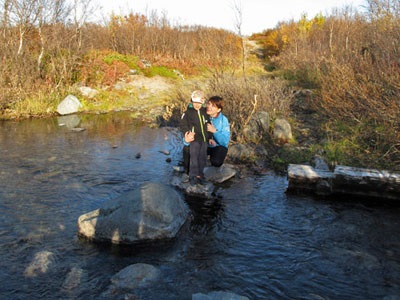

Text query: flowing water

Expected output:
[0,112,399,300]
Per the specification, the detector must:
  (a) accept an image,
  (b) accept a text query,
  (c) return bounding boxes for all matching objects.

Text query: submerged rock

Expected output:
[110,263,160,290]
[77,182,189,244]
[24,250,55,277]
[62,266,86,291]
[192,291,249,300]
[101,263,160,299]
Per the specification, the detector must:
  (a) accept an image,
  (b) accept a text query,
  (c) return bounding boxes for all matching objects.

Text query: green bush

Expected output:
[142,66,178,79]
[102,53,139,69]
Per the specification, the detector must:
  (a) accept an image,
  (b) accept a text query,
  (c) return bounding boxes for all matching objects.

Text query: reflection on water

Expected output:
[0,112,400,300]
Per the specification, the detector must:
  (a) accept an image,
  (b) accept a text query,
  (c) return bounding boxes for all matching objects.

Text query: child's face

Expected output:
[192,102,203,110]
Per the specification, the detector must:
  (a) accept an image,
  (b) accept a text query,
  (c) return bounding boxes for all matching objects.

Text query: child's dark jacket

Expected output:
[180,104,211,143]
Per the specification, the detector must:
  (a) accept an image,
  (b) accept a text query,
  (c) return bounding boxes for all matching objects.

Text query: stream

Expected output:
[0,112,399,299]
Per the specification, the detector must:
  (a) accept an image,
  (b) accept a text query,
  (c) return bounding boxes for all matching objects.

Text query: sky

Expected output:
[96,0,366,35]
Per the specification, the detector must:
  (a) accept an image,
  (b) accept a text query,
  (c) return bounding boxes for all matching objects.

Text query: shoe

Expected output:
[196,176,206,185]
[173,166,184,172]
[189,176,198,185]
[182,174,189,183]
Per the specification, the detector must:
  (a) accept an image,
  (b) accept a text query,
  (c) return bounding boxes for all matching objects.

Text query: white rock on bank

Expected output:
[57,95,83,115]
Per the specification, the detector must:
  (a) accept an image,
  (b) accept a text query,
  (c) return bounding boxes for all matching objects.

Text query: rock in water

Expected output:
[171,164,236,198]
[203,164,236,184]
[77,182,189,244]
[111,263,160,289]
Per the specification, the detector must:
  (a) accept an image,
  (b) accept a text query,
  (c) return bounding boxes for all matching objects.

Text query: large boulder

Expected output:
[57,95,83,115]
[242,111,270,143]
[77,182,189,244]
[228,144,255,162]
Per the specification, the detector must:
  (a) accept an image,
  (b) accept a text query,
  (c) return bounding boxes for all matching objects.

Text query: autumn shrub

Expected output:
[168,74,294,143]
[78,50,135,86]
[261,1,400,170]
[209,74,294,142]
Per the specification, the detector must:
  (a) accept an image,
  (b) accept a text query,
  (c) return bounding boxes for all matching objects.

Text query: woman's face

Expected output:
[206,101,221,117]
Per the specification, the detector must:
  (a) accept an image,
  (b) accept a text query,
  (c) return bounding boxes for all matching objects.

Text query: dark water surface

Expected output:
[0,112,399,300]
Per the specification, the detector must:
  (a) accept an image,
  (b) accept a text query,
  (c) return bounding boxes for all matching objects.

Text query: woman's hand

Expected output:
[207,123,217,133]
[209,139,217,147]
[184,131,195,143]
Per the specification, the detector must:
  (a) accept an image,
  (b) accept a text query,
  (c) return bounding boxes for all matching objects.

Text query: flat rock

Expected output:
[171,175,216,198]
[204,164,236,183]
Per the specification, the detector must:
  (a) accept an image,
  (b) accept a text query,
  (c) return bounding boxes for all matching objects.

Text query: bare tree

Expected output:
[72,0,98,50]
[1,0,11,39]
[7,0,41,55]
[231,0,246,77]
[36,0,69,75]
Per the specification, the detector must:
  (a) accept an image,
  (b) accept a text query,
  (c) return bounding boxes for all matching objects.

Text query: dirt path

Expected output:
[125,75,175,99]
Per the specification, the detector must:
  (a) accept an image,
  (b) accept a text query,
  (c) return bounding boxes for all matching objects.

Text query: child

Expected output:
[180,90,210,185]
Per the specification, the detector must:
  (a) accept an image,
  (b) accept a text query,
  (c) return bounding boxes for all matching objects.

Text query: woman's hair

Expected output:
[208,96,224,111]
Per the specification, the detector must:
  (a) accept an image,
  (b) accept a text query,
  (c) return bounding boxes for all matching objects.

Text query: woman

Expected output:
[205,96,230,167]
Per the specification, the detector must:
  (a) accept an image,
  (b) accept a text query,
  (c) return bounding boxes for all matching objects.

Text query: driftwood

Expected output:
[287,164,400,200]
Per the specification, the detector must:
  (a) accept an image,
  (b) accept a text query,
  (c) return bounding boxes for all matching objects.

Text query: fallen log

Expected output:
[287,164,400,200]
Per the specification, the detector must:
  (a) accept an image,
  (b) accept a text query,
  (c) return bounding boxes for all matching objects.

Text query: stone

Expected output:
[313,154,330,171]
[77,182,189,244]
[110,263,160,290]
[62,267,85,291]
[273,118,292,144]
[333,165,400,200]
[78,86,98,98]
[228,144,254,162]
[287,164,400,200]
[171,175,216,198]
[57,95,83,115]
[192,291,249,300]
[204,164,236,183]
[170,164,236,198]
[24,250,55,277]
[242,111,270,143]
[287,164,333,195]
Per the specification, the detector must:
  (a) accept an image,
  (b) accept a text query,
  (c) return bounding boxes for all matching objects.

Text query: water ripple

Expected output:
[1,113,400,299]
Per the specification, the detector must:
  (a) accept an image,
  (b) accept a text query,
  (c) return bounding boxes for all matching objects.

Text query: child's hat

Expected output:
[191,90,205,104]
